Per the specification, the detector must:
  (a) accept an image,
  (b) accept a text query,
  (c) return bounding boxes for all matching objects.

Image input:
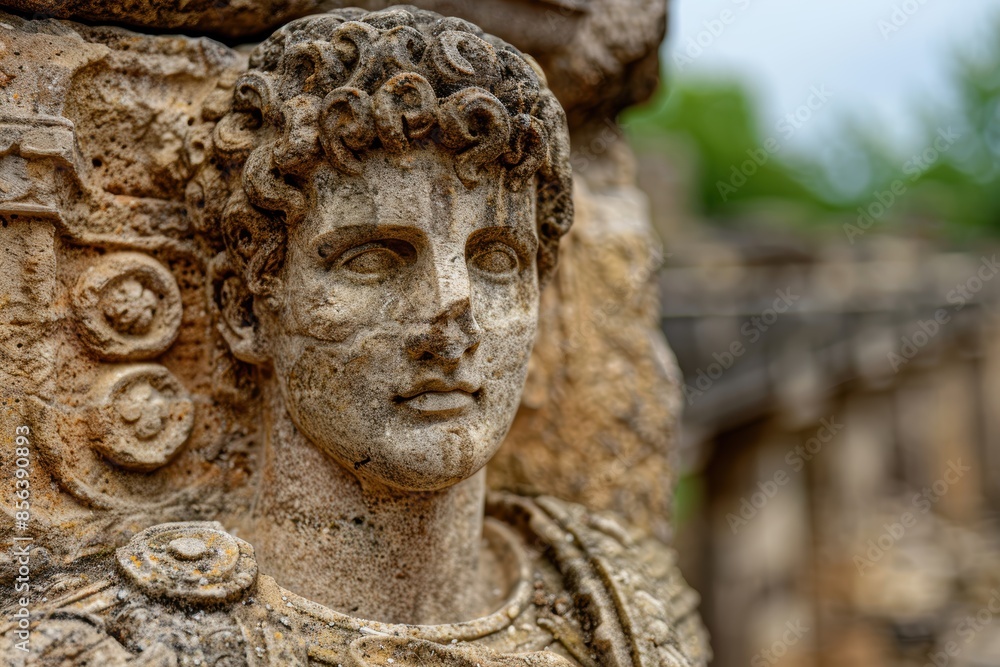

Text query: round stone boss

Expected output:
[73,252,183,361]
[89,363,195,472]
[116,522,258,604]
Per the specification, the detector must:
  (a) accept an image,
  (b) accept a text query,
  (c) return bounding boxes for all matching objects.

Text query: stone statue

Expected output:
[205,7,574,623]
[0,4,705,666]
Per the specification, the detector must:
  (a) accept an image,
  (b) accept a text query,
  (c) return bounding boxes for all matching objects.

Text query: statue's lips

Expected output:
[401,390,475,413]
[395,381,479,414]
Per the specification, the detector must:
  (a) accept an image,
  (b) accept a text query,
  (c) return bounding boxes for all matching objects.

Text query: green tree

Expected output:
[626,18,1000,239]
[906,37,1000,234]
[624,77,839,219]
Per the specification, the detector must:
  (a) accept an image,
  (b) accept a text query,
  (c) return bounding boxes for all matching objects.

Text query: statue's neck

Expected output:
[251,382,487,625]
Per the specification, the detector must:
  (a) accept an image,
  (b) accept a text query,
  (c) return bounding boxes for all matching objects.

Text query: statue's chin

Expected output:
[281,386,507,493]
[291,422,498,493]
[336,438,495,493]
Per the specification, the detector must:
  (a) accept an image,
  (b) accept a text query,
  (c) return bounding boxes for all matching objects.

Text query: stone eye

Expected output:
[470,244,519,278]
[339,240,415,277]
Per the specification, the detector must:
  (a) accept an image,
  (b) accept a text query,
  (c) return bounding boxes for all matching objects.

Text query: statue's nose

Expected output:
[404,252,482,365]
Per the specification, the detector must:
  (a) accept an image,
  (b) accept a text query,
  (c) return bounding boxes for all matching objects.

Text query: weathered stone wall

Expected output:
[0,14,254,573]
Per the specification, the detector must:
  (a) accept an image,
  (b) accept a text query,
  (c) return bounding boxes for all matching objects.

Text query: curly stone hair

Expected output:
[203,6,573,300]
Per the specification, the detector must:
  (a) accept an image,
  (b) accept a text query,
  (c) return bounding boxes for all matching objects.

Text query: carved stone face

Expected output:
[261,146,539,491]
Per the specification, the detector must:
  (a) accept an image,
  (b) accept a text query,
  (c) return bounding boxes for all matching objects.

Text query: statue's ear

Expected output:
[210,254,270,365]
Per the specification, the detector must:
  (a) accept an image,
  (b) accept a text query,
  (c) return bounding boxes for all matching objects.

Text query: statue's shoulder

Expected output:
[2,521,259,666]
[7,507,708,667]
[5,521,573,666]
[487,493,711,667]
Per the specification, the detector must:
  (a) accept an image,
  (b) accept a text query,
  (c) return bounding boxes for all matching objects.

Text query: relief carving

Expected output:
[88,364,194,472]
[0,4,706,666]
[73,253,183,361]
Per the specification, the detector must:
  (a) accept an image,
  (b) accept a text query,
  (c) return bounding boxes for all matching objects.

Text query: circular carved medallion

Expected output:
[90,364,195,472]
[73,252,182,361]
[116,522,257,604]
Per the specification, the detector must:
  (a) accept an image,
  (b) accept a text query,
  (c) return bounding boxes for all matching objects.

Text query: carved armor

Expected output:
[3,496,707,666]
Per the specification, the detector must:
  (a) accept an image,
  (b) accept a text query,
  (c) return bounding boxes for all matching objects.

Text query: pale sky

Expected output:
[667,0,1000,170]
